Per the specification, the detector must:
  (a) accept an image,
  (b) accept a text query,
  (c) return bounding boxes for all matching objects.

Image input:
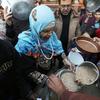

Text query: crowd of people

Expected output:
[0,0,100,100]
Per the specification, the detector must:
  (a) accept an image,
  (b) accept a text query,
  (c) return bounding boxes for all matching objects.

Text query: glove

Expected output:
[28,71,48,87]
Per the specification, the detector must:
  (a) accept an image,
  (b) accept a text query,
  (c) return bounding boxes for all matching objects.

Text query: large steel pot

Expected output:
[1,0,35,20]
[56,69,81,92]
[86,0,100,12]
[76,61,99,85]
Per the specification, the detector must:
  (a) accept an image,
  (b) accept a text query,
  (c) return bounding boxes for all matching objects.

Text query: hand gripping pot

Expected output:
[1,0,35,20]
[75,61,99,85]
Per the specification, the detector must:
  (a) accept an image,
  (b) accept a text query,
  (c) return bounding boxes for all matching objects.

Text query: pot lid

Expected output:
[86,0,100,12]
[68,51,84,65]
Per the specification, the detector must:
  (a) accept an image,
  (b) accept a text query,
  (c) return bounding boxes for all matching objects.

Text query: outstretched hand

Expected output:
[47,74,66,96]
[93,37,100,45]
[3,6,12,26]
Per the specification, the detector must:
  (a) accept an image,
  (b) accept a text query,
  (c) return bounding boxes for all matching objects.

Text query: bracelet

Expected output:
[61,52,67,59]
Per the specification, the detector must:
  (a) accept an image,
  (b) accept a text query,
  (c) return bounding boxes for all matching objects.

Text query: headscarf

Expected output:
[15,5,64,59]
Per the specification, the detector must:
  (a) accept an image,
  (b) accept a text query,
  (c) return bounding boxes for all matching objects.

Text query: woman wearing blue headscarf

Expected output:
[15,5,72,71]
[15,5,74,100]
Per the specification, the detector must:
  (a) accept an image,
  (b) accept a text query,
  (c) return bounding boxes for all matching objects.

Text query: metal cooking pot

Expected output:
[56,69,81,92]
[1,0,35,20]
[76,61,99,85]
[86,0,100,12]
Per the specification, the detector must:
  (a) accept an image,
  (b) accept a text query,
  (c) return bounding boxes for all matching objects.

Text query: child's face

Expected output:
[86,11,92,17]
[95,12,100,20]
[40,27,54,40]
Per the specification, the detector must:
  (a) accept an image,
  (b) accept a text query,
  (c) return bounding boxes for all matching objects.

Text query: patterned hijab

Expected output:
[15,5,64,58]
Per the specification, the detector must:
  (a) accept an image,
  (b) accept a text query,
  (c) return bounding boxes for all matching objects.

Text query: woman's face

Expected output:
[40,27,54,40]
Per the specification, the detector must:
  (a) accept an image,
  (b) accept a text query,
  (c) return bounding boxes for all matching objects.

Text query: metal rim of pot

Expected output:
[76,61,99,85]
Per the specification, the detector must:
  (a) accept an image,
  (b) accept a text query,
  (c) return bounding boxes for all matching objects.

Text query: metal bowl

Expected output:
[75,36,100,54]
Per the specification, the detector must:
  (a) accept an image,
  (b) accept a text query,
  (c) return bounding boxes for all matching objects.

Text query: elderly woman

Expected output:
[15,5,74,99]
[15,5,72,70]
[15,5,72,73]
